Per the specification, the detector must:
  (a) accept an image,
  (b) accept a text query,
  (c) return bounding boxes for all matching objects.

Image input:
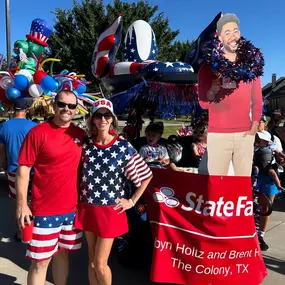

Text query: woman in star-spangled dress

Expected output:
[74,99,152,285]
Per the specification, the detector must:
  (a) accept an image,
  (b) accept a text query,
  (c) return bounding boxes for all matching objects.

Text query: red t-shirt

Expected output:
[18,122,86,216]
[198,64,262,133]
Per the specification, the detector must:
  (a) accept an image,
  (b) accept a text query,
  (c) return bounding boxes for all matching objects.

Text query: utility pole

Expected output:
[5,0,11,68]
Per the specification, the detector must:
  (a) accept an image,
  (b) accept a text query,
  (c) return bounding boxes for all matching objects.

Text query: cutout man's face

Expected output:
[219,22,241,54]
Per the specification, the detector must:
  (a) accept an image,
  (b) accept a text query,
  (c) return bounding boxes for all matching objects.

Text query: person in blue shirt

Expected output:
[0,98,37,240]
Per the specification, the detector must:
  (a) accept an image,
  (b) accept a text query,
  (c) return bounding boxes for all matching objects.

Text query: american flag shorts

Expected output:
[26,211,82,261]
[7,172,16,199]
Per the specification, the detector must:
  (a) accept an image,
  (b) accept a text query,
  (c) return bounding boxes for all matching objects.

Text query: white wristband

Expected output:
[129,199,135,207]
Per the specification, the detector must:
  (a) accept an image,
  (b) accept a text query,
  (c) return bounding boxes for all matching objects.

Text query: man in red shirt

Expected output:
[198,13,262,176]
[16,90,86,285]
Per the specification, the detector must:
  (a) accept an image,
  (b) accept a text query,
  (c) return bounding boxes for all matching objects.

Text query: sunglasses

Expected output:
[56,101,77,110]
[93,112,113,120]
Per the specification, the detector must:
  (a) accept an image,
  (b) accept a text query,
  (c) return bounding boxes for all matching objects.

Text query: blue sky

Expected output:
[0,0,284,86]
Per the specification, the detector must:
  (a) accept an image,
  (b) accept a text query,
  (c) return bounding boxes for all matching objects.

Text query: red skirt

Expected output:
[74,203,129,238]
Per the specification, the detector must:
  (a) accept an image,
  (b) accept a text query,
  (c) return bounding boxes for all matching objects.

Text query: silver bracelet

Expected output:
[129,199,135,207]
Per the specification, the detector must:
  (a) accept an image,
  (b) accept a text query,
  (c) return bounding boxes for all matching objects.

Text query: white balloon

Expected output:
[29,84,43,98]
[18,69,32,82]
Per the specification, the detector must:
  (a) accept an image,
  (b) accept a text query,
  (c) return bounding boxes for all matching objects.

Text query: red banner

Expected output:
[145,168,267,285]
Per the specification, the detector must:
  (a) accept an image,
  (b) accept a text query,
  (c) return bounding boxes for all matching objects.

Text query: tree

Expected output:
[167,40,193,62]
[48,0,190,89]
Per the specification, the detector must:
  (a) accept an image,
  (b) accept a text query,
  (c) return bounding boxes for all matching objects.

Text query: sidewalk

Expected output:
[0,174,284,285]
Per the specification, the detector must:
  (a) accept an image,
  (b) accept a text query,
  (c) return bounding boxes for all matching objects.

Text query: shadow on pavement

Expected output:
[0,273,21,285]
[273,193,285,213]
[263,255,285,276]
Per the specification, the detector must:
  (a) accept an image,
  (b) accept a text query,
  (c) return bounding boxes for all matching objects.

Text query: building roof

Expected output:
[262,77,285,99]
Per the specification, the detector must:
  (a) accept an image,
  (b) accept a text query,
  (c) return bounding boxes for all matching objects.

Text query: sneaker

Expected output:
[258,236,269,251]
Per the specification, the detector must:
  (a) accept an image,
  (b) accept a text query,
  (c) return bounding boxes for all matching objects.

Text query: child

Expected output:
[139,122,169,166]
[254,130,285,251]
[254,131,285,192]
[191,123,207,166]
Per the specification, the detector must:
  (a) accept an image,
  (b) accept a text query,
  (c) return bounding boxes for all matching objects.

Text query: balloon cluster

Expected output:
[0,62,87,102]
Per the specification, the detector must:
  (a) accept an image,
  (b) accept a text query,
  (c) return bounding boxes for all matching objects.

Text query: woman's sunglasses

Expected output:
[93,113,113,120]
[56,101,77,110]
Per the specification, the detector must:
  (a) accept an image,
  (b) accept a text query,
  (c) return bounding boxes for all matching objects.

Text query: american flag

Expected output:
[91,14,123,78]
[79,138,152,206]
[27,19,53,46]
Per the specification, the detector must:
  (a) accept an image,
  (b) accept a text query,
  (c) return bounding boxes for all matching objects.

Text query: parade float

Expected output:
[0,19,100,117]
[92,12,267,285]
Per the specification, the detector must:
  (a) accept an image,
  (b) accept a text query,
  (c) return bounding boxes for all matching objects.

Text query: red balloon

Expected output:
[0,88,12,103]
[33,70,47,85]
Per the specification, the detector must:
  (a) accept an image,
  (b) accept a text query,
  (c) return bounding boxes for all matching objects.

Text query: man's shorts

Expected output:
[7,172,16,199]
[26,211,82,261]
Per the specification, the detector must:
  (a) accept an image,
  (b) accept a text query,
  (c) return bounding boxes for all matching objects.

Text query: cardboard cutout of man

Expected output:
[198,13,263,176]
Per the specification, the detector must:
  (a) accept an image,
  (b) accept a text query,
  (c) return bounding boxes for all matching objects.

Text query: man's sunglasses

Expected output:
[56,101,77,110]
[93,113,113,119]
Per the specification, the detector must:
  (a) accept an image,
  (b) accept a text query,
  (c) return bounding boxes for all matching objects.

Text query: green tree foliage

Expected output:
[48,0,191,87]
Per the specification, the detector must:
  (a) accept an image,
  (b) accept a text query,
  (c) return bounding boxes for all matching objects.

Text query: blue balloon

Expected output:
[6,87,21,101]
[40,76,58,91]
[20,90,28,98]
[76,84,87,94]
[14,74,29,90]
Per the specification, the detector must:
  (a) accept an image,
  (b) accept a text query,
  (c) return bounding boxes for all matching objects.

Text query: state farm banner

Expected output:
[144,168,267,285]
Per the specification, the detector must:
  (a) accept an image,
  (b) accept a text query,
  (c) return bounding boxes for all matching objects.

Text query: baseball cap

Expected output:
[216,13,240,34]
[13,98,30,110]
[91,99,115,116]
[256,131,272,142]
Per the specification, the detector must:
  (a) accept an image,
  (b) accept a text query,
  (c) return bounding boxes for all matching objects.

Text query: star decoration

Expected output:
[115,184,120,191]
[110,178,114,185]
[98,150,104,157]
[101,184,108,191]
[88,169,94,176]
[109,165,116,172]
[87,197,94,204]
[94,190,100,198]
[82,175,87,182]
[102,171,108,177]
[109,191,115,198]
[94,177,101,184]
[111,151,118,158]
[88,183,94,190]
[85,149,91,155]
[101,198,108,205]
[89,156,96,163]
[103,157,110,164]
[94,163,101,170]
[117,159,123,166]
[165,62,174,67]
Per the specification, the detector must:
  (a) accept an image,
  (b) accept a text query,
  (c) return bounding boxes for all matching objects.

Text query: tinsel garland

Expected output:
[109,81,199,119]
[203,36,264,84]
